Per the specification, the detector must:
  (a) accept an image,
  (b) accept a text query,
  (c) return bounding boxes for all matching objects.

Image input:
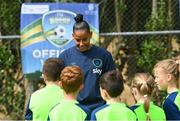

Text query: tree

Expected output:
[136,0,175,72]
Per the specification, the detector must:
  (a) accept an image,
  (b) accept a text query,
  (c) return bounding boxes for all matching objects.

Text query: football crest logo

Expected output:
[92,58,102,68]
[42,10,76,47]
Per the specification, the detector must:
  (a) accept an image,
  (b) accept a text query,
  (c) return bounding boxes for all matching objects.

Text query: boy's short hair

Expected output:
[99,70,124,98]
[42,58,64,82]
[60,66,84,94]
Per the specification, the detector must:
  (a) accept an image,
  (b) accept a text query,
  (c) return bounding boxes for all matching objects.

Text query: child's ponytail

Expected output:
[143,94,151,121]
[132,73,155,121]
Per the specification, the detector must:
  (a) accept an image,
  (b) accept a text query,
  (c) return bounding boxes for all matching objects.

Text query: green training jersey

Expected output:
[49,99,89,121]
[25,85,64,121]
[91,102,137,121]
[130,102,166,121]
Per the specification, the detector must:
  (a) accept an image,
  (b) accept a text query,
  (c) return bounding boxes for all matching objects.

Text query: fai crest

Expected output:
[92,58,102,68]
[42,10,76,47]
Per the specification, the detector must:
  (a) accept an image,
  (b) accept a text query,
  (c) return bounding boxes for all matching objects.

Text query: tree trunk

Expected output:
[89,0,95,2]
[127,0,138,80]
[115,0,121,32]
[113,0,124,58]
[152,0,157,16]
[0,32,2,45]
[24,78,35,113]
[25,0,31,2]
[99,0,113,49]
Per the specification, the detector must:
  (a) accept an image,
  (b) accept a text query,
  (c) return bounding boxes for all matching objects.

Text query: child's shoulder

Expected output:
[164,91,180,109]
[129,104,140,111]
[166,91,179,102]
[92,104,109,114]
[75,103,91,114]
[31,87,47,97]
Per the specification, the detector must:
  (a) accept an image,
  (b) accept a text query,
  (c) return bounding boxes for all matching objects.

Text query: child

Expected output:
[153,58,180,120]
[25,58,64,121]
[48,66,90,121]
[130,73,166,121]
[91,70,136,121]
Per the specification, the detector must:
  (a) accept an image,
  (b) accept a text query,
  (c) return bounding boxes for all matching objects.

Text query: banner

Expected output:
[21,3,99,79]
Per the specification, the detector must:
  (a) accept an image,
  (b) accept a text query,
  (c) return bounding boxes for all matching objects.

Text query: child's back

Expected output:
[28,85,63,120]
[130,102,165,120]
[92,102,136,121]
[49,99,90,120]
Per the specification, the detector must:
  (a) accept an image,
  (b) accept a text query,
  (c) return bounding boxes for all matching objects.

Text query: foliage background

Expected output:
[0,0,179,119]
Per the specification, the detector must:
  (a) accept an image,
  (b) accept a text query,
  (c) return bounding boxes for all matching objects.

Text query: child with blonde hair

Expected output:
[153,58,180,120]
[130,73,166,121]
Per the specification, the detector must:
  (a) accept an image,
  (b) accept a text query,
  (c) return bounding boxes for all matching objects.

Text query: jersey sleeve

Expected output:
[58,52,64,60]
[58,51,67,66]
[103,52,115,73]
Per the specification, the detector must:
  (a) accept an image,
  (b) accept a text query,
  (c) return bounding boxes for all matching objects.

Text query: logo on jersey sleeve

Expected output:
[92,58,102,75]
